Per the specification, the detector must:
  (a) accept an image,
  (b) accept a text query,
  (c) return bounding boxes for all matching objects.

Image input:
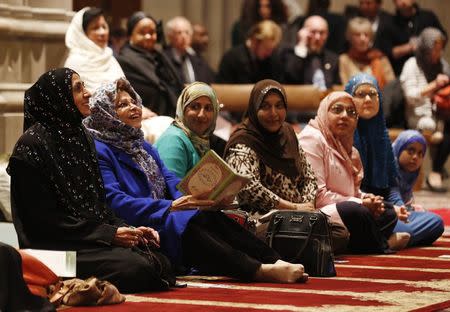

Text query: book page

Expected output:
[178,150,251,204]
[187,162,225,196]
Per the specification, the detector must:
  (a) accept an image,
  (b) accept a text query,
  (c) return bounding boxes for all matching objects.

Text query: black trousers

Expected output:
[433,119,450,172]
[0,242,55,312]
[77,246,175,293]
[182,211,280,280]
[336,201,397,253]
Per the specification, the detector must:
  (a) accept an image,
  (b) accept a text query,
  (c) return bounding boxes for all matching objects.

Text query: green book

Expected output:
[177,149,250,203]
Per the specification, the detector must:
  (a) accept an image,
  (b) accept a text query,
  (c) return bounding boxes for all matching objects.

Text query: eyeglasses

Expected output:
[354,90,378,100]
[329,104,358,118]
[115,98,139,110]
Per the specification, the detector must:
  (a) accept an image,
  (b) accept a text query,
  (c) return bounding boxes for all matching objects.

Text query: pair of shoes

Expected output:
[426,172,447,193]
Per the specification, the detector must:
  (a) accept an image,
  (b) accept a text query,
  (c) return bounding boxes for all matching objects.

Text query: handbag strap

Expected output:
[292,215,318,263]
[267,214,284,247]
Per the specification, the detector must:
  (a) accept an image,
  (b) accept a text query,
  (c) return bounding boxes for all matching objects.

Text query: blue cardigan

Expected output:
[94,140,199,266]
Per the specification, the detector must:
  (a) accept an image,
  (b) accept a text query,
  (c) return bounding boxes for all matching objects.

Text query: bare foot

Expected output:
[254,260,306,283]
[388,232,410,251]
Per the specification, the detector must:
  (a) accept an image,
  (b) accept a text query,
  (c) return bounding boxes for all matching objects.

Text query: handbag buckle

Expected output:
[274,215,284,222]
[289,215,304,223]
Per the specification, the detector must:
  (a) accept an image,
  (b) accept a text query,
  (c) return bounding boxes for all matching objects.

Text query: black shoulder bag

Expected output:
[266,210,336,277]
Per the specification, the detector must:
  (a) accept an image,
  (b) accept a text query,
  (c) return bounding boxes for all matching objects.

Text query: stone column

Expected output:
[0,1,72,154]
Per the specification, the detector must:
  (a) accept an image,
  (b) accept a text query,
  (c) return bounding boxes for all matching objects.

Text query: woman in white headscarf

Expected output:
[64,7,124,93]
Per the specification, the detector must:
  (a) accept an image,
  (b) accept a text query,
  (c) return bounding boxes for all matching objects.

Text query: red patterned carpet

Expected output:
[429,208,450,232]
[67,209,450,312]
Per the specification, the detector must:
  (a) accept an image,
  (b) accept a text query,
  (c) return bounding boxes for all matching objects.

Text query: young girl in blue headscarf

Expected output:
[392,130,444,245]
[392,130,427,211]
[346,73,444,247]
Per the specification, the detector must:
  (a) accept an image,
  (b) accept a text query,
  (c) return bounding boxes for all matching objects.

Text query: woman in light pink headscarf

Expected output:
[298,91,409,253]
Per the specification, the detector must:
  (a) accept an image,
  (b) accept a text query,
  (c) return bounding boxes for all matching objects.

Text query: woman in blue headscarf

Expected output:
[391,130,444,245]
[345,73,398,200]
[345,73,444,246]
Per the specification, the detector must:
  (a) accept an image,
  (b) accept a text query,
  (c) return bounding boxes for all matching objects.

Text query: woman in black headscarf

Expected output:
[7,68,176,293]
[117,11,183,116]
[224,80,350,253]
[224,80,322,237]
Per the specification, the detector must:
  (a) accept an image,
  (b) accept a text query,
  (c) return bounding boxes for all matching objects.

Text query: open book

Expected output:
[177,150,250,204]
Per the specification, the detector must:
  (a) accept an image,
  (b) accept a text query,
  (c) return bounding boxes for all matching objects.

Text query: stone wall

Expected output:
[0,1,72,153]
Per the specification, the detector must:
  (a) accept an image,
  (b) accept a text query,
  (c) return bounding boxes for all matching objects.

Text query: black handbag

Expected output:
[265,210,336,277]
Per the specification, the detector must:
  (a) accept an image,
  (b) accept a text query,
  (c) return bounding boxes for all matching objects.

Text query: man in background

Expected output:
[281,15,340,124]
[282,15,340,89]
[191,23,210,56]
[164,16,215,84]
[390,0,446,75]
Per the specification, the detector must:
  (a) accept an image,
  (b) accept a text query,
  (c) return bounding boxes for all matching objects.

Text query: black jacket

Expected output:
[283,13,347,55]
[163,47,215,84]
[391,4,446,75]
[216,44,283,83]
[118,43,183,116]
[281,47,340,88]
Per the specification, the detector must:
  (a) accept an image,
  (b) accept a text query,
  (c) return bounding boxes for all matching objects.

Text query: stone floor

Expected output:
[415,190,449,209]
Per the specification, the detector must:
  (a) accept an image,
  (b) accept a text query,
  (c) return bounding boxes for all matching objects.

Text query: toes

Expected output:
[297,273,309,283]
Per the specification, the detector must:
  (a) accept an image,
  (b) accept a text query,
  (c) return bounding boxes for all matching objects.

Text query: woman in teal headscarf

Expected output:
[346,73,443,246]
[155,82,220,178]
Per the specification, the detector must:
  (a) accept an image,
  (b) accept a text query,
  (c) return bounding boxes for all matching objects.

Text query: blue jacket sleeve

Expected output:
[387,186,405,206]
[97,144,174,227]
[145,142,184,200]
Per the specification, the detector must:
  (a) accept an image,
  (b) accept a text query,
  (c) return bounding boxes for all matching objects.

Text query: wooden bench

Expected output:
[211,84,342,113]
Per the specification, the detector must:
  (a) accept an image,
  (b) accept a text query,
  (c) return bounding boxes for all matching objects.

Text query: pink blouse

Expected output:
[298,125,364,224]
